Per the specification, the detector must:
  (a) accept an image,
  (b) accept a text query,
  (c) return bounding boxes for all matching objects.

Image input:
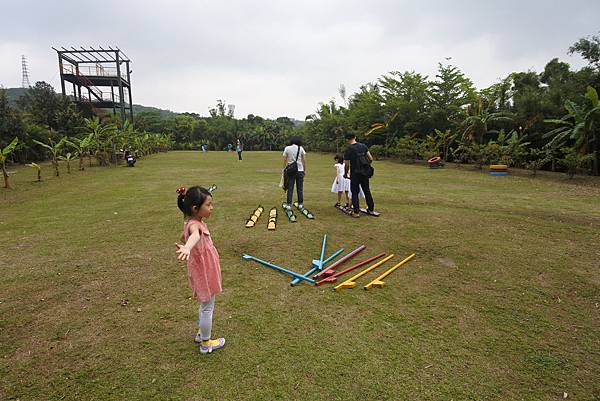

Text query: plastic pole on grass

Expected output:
[318,234,327,269]
[312,248,344,269]
[311,247,343,269]
[313,245,366,278]
[242,254,315,284]
[364,253,415,290]
[290,248,344,286]
[289,233,326,287]
[334,254,394,291]
[315,252,385,286]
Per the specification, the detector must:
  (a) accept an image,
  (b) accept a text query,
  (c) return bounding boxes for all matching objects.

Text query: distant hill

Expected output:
[5,87,27,106]
[131,104,177,117]
[3,87,301,122]
[3,87,177,117]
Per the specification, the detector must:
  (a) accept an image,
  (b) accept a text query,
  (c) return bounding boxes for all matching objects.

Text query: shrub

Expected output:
[559,147,594,178]
[369,145,385,160]
[394,137,421,163]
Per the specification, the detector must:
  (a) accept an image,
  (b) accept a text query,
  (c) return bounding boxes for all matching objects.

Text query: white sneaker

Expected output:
[297,204,303,209]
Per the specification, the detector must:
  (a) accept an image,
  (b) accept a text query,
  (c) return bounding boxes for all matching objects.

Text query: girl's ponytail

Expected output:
[176,187,188,215]
[176,186,211,217]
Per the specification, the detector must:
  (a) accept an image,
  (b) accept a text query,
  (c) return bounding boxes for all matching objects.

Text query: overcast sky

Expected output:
[1,0,599,120]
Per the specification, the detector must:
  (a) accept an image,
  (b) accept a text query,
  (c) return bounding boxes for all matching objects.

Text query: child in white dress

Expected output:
[331,154,350,208]
[331,154,364,208]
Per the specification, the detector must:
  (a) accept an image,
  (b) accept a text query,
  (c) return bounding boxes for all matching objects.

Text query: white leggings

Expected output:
[198,295,215,341]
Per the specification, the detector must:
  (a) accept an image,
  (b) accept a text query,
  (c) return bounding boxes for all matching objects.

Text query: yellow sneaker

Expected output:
[200,338,226,354]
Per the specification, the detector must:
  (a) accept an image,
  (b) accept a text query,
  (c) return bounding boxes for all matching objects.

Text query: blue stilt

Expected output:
[318,234,327,268]
[291,248,344,286]
[242,254,315,284]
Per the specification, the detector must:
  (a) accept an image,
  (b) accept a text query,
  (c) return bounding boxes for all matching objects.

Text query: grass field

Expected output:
[1,151,599,401]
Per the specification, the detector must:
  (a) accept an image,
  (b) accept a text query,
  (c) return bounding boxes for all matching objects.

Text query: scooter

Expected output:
[124,150,136,167]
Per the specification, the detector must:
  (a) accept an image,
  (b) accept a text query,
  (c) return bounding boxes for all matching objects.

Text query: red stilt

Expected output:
[315,252,386,286]
[313,245,366,279]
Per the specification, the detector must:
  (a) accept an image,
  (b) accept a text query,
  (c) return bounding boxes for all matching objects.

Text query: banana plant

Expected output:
[83,117,117,167]
[67,134,95,170]
[33,137,68,177]
[58,152,78,174]
[364,111,399,137]
[489,129,530,167]
[462,96,514,144]
[427,129,456,160]
[544,86,600,175]
[1,137,19,188]
[363,111,400,157]
[26,162,42,182]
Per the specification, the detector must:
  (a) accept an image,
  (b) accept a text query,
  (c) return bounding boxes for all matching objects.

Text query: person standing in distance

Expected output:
[282,136,307,210]
[236,139,243,161]
[343,132,376,218]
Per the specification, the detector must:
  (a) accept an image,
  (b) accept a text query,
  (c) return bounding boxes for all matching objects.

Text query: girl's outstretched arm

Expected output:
[176,223,201,261]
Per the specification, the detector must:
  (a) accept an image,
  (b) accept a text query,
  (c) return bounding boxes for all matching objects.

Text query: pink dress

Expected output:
[183,219,222,302]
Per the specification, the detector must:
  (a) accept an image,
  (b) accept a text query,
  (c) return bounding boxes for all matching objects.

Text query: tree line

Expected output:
[2,33,600,181]
[0,82,172,188]
[134,99,298,152]
[297,33,600,177]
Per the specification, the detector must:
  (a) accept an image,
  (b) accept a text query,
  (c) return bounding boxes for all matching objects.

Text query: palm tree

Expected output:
[1,137,19,188]
[544,86,600,175]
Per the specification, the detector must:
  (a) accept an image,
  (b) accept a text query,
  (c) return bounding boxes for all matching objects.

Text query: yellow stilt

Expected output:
[364,253,415,290]
[267,207,277,230]
[245,206,264,228]
[334,254,394,291]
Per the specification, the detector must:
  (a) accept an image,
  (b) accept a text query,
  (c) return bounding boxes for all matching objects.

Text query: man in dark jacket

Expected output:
[343,132,376,217]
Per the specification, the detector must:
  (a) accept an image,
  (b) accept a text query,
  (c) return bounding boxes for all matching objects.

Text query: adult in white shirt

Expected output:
[282,136,307,209]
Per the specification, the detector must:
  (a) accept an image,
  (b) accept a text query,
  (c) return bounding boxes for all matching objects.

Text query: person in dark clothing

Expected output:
[343,132,375,218]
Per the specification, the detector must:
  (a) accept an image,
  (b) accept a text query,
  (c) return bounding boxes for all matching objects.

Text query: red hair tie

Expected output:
[176,187,187,195]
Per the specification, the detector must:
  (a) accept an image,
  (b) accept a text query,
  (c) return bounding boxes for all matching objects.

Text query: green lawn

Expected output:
[1,151,599,401]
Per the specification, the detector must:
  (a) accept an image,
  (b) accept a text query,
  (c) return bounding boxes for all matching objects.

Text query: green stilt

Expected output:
[282,204,297,222]
[293,202,315,219]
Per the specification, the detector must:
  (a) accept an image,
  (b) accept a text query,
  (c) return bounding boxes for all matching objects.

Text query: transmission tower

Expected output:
[21,55,31,88]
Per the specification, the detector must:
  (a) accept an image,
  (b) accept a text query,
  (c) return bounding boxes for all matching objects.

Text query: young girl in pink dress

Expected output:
[175,186,225,354]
